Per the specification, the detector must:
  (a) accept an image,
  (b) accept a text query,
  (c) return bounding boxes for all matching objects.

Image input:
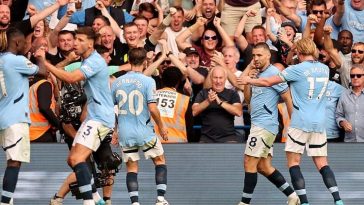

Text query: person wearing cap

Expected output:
[266,19,297,67]
[183,47,209,101]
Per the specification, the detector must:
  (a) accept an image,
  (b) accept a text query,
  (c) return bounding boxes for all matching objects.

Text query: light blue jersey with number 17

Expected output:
[279,61,329,133]
[111,71,157,147]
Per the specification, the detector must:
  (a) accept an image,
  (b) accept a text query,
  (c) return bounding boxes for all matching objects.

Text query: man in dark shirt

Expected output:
[192,66,242,142]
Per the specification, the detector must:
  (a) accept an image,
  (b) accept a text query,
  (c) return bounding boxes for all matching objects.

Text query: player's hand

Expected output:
[340,120,352,132]
[159,127,168,141]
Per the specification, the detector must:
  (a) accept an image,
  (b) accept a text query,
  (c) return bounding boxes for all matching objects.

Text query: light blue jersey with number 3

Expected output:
[279,61,329,133]
[111,71,157,147]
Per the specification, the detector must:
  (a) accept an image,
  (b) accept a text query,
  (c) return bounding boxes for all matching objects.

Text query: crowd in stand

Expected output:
[1,1,364,205]
[0,0,363,144]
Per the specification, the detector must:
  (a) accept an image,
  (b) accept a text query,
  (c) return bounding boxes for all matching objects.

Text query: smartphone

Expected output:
[278,27,286,36]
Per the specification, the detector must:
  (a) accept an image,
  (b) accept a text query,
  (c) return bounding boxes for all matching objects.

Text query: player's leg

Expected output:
[68,120,110,205]
[145,137,168,205]
[285,128,310,205]
[258,155,299,205]
[308,132,344,205]
[126,160,139,205]
[239,125,275,205]
[122,145,141,205]
[1,123,30,205]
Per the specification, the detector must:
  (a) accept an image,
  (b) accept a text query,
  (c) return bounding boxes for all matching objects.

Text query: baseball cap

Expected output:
[281,21,297,33]
[183,47,199,56]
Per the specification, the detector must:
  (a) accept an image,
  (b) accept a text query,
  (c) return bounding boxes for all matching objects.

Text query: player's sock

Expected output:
[319,165,341,202]
[74,162,93,200]
[103,197,110,201]
[267,169,295,196]
[155,164,167,197]
[240,172,257,204]
[289,165,308,204]
[1,166,19,204]
[127,172,139,203]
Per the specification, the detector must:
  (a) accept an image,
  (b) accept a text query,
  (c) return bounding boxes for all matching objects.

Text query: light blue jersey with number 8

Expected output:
[279,61,329,133]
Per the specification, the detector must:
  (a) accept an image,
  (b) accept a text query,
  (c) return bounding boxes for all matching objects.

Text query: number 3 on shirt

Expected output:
[307,77,328,100]
[116,90,144,115]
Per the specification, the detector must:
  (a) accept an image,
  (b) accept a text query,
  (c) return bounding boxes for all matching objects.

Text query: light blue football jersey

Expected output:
[111,71,157,147]
[325,81,345,139]
[0,52,38,129]
[251,65,288,135]
[79,51,115,128]
[279,61,329,132]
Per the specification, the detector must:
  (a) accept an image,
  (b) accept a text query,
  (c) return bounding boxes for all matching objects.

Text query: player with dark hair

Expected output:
[111,47,169,205]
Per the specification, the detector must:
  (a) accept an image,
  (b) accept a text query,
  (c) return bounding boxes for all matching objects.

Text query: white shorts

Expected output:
[285,127,327,156]
[244,125,275,158]
[0,123,30,163]
[121,136,164,163]
[73,120,112,152]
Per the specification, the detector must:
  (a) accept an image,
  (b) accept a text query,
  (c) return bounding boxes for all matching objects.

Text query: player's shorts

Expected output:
[73,120,112,152]
[121,136,164,163]
[285,127,327,156]
[221,2,262,35]
[0,123,30,163]
[244,125,275,158]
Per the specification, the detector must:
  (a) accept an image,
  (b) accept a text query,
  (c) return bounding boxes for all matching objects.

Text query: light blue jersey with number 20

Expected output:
[112,71,157,147]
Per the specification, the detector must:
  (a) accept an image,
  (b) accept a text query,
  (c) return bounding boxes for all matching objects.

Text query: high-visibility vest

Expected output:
[155,87,190,143]
[29,79,56,141]
[278,103,290,142]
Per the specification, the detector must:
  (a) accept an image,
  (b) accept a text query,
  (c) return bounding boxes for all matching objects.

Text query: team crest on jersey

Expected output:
[82,64,93,73]
[25,59,33,68]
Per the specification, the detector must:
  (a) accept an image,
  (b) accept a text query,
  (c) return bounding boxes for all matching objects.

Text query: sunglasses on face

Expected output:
[312,10,324,15]
[162,60,172,65]
[350,74,364,79]
[203,35,217,40]
[351,49,364,54]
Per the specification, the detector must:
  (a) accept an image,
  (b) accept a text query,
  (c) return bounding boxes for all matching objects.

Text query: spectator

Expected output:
[220,0,262,42]
[336,64,364,142]
[192,66,242,143]
[92,15,110,33]
[58,0,133,27]
[334,0,364,43]
[234,12,280,70]
[325,81,345,142]
[155,67,190,143]
[176,16,234,67]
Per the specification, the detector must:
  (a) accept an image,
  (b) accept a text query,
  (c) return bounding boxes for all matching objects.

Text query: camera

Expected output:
[59,84,85,123]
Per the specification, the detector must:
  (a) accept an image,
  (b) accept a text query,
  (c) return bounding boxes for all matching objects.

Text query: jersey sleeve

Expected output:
[79,61,101,79]
[272,81,289,94]
[279,64,302,82]
[146,78,157,103]
[14,56,39,76]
